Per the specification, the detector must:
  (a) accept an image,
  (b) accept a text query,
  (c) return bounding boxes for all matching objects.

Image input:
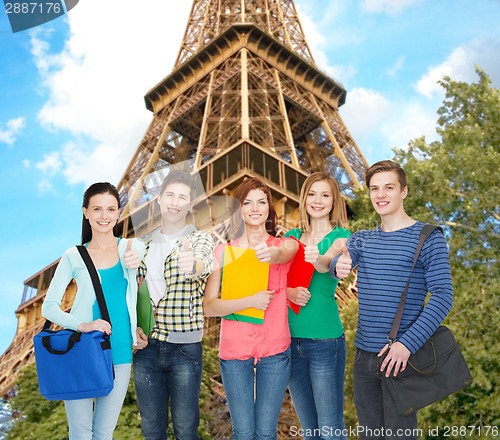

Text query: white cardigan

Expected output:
[42,238,145,345]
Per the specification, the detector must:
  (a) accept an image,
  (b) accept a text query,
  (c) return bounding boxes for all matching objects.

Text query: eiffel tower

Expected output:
[0,0,366,432]
[116,0,367,240]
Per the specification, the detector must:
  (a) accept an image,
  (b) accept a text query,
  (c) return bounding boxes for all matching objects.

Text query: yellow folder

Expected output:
[221,246,270,325]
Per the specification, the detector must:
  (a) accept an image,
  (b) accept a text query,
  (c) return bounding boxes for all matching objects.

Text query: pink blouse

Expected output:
[214,236,292,363]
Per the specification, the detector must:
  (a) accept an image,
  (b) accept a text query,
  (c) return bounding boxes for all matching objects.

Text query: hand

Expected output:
[77,319,111,335]
[255,242,272,263]
[251,290,275,310]
[133,327,149,350]
[124,240,140,269]
[335,245,352,279]
[178,239,196,274]
[378,342,411,377]
[286,287,311,306]
[304,244,320,264]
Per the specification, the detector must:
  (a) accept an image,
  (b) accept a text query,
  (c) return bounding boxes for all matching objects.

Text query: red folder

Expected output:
[286,237,315,314]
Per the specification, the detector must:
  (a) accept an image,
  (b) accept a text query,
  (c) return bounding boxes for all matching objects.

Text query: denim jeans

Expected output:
[220,348,291,440]
[133,339,202,440]
[353,348,418,440]
[288,336,347,440]
[64,363,131,440]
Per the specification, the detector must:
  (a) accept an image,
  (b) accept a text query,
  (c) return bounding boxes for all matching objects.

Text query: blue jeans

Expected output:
[64,363,131,440]
[133,339,202,440]
[220,348,291,440]
[288,336,347,440]
[353,348,418,440]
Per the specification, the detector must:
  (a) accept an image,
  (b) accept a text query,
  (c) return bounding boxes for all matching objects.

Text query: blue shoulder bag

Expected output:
[34,245,114,400]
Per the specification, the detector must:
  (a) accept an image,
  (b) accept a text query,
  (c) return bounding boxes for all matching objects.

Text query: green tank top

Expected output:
[285,227,351,339]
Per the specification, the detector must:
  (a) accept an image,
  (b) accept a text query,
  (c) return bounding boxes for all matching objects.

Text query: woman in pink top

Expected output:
[204,178,298,440]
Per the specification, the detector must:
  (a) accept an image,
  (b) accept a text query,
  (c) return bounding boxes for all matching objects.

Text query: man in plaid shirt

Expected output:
[133,170,214,440]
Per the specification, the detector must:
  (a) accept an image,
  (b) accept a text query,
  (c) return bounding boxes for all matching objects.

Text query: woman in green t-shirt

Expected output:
[285,172,350,440]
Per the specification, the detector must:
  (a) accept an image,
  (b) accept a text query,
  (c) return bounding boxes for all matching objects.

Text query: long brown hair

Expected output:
[228,178,277,240]
[298,172,347,232]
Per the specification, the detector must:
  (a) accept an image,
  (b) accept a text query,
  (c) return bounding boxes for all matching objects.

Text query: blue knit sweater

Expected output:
[330,222,453,354]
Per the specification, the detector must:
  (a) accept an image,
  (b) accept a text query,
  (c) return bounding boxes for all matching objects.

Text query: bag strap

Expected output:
[43,245,112,331]
[76,245,112,324]
[387,224,443,343]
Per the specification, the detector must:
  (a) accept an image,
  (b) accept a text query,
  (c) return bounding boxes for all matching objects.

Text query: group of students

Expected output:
[41,159,453,440]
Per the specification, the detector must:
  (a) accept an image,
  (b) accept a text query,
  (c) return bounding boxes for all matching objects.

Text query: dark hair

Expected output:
[81,182,120,244]
[228,178,277,240]
[159,170,196,201]
[299,172,348,231]
[365,160,407,189]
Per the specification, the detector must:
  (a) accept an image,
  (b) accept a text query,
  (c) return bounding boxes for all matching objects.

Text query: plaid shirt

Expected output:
[138,228,214,341]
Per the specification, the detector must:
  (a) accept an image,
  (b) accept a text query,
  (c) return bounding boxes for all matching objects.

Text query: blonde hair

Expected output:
[298,172,347,232]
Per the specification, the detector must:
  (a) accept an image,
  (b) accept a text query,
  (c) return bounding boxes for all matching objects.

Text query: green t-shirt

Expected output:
[285,227,351,339]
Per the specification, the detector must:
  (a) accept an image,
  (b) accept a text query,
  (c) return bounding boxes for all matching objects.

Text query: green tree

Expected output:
[396,67,500,269]
[7,363,68,440]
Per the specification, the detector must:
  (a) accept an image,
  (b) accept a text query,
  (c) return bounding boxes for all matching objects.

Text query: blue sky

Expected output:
[1,0,499,355]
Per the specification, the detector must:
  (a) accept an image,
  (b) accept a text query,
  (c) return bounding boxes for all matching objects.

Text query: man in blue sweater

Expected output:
[330,160,453,440]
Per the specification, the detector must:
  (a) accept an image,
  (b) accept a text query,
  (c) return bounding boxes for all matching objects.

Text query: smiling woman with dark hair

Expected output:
[42,182,146,440]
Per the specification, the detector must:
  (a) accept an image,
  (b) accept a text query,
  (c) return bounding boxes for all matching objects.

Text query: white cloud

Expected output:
[0,117,26,145]
[296,5,326,51]
[361,0,423,15]
[417,37,500,99]
[340,87,438,162]
[37,178,55,193]
[61,141,122,185]
[29,28,57,74]
[340,87,391,157]
[381,102,438,150]
[387,56,406,79]
[35,151,62,175]
[296,3,357,85]
[30,0,192,187]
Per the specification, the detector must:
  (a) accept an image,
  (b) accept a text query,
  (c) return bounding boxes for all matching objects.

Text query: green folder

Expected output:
[137,281,155,335]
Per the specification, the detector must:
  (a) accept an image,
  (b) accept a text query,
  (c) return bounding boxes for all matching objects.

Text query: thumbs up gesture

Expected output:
[178,239,196,275]
[124,239,140,269]
[303,232,319,265]
[255,242,272,263]
[304,244,320,265]
[335,245,352,279]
